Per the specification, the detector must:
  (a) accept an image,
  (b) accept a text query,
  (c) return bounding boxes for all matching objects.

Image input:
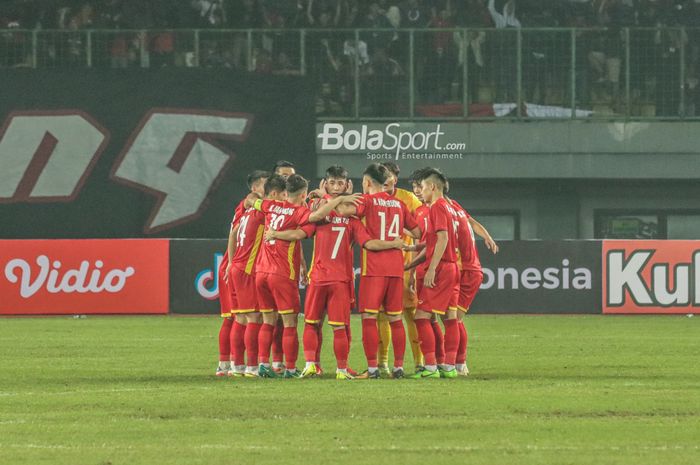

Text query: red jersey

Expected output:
[414,204,431,274]
[450,199,482,271]
[355,191,418,277]
[230,199,247,228]
[307,212,372,284]
[425,197,458,264]
[415,204,430,242]
[255,199,313,280]
[230,207,266,275]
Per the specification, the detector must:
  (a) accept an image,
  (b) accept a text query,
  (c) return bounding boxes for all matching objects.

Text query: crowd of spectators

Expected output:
[2,0,700,116]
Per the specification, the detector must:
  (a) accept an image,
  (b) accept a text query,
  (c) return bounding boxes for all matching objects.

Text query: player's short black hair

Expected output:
[363,163,389,185]
[247,170,271,190]
[285,174,308,195]
[325,165,348,180]
[264,174,287,195]
[421,168,448,190]
[409,167,431,184]
[273,160,295,174]
[381,162,400,178]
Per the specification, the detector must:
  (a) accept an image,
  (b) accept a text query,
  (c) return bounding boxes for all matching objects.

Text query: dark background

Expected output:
[0,68,316,239]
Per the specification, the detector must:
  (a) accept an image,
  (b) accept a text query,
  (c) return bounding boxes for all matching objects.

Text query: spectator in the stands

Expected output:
[365,46,404,115]
[455,0,492,104]
[362,2,391,52]
[421,1,456,104]
[654,11,687,116]
[488,0,520,102]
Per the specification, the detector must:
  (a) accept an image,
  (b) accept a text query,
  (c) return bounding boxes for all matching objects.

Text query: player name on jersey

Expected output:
[372,197,402,208]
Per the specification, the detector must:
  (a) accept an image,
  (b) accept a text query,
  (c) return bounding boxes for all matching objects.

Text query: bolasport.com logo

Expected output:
[316,122,466,161]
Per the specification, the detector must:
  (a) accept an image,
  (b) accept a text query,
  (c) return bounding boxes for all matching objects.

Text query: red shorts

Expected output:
[255,272,300,314]
[417,262,459,315]
[230,268,258,313]
[458,269,483,312]
[217,260,235,317]
[304,282,351,326]
[359,276,404,315]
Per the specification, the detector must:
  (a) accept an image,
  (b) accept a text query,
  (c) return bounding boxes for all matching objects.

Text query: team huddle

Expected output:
[216,161,498,379]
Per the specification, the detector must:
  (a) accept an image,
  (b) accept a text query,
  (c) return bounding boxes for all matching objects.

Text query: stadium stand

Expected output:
[1,0,700,118]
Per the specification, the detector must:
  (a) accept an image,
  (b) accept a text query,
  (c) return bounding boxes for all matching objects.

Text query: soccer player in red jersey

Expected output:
[406,169,448,371]
[448,193,498,376]
[410,168,461,379]
[336,163,421,379]
[252,174,360,378]
[225,173,280,377]
[269,165,405,379]
[270,160,302,373]
[216,170,268,376]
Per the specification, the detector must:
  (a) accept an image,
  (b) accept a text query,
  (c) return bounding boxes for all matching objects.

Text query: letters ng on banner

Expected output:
[603,240,700,314]
[0,239,169,315]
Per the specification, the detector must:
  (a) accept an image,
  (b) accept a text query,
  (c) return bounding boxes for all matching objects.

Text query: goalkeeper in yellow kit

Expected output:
[376,162,424,373]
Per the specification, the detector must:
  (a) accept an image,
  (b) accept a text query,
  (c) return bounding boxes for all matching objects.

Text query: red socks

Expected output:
[457,320,468,365]
[443,319,459,365]
[272,320,284,364]
[218,318,233,361]
[389,320,406,368]
[230,320,246,366]
[361,318,379,367]
[303,323,319,362]
[257,322,274,364]
[432,320,445,365]
[415,318,436,366]
[333,327,349,369]
[315,327,323,365]
[245,322,261,368]
[282,327,299,370]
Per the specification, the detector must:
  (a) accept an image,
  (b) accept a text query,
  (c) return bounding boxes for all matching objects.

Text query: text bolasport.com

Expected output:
[366,151,465,161]
[317,123,467,161]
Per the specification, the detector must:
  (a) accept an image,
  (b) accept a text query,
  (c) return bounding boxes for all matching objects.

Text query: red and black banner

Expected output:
[0,69,315,238]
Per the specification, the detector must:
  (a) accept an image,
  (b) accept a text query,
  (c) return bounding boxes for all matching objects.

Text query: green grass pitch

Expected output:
[1,315,698,465]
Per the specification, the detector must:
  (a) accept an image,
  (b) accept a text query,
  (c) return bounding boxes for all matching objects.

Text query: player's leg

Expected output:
[331,324,352,379]
[217,318,233,376]
[315,321,323,374]
[411,310,438,379]
[456,270,483,375]
[272,319,285,374]
[385,276,407,379]
[411,264,458,378]
[301,284,325,377]
[244,312,262,377]
[440,311,460,378]
[432,315,445,366]
[230,315,247,376]
[438,264,462,378]
[273,275,302,378]
[411,269,438,377]
[356,276,382,378]
[232,269,260,377]
[216,256,234,376]
[376,312,391,375]
[403,307,424,370]
[403,270,424,370]
[255,273,278,377]
[456,318,468,376]
[327,282,353,379]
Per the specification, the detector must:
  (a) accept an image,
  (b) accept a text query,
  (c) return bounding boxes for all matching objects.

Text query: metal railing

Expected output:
[1,27,699,120]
